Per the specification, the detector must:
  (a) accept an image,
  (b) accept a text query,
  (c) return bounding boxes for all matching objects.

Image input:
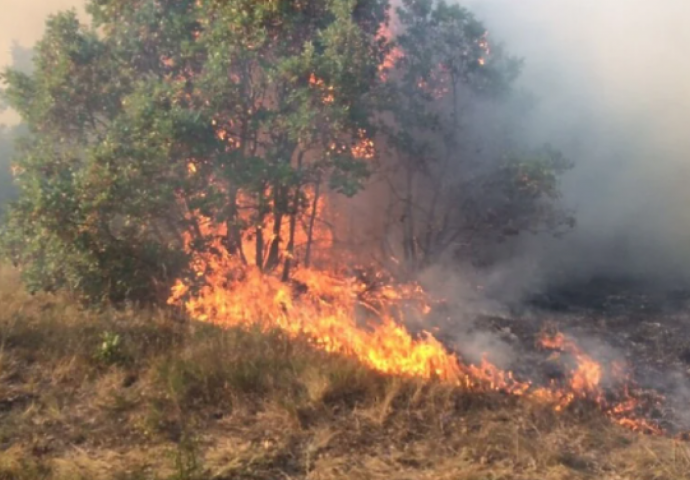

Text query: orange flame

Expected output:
[536,332,663,433]
[166,21,669,433]
[309,73,336,104]
[167,204,666,436]
[377,20,404,81]
[169,204,529,389]
[351,128,375,160]
[169,221,462,381]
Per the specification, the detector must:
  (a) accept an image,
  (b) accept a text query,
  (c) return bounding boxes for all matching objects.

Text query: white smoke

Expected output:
[0,0,86,125]
[463,0,690,287]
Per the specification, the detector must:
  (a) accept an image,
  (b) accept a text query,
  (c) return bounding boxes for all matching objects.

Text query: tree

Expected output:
[0,124,23,209]
[370,0,573,273]
[0,0,574,304]
[0,43,33,212]
[0,1,389,303]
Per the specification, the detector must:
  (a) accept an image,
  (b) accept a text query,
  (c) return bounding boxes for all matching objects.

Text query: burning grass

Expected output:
[167,212,672,437]
[0,266,688,479]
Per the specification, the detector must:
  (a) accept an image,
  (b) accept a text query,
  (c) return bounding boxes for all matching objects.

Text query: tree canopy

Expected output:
[0,124,22,208]
[368,0,573,273]
[0,0,573,304]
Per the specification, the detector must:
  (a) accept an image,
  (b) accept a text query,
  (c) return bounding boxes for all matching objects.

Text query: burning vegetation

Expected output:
[0,266,689,479]
[1,5,689,478]
[166,201,672,436]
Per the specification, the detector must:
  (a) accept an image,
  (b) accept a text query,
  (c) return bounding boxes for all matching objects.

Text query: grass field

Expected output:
[0,266,687,480]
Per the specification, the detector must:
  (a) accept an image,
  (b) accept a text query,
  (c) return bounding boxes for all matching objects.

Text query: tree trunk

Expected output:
[282,147,305,281]
[304,176,321,268]
[264,185,286,271]
[225,187,247,264]
[255,190,266,271]
[281,187,300,282]
[402,165,417,269]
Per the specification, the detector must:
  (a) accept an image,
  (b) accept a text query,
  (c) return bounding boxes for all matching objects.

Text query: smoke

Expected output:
[462,0,690,289]
[0,0,86,205]
[0,0,86,125]
[0,40,35,207]
[6,0,689,289]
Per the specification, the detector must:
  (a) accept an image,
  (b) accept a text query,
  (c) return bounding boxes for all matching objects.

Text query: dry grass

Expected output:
[0,266,687,480]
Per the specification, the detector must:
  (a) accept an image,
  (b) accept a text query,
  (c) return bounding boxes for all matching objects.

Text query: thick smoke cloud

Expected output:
[463,0,690,289]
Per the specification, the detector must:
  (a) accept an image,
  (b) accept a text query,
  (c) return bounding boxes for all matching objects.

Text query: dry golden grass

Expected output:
[0,265,687,479]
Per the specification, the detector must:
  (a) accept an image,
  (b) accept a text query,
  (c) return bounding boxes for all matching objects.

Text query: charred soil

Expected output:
[474,276,690,435]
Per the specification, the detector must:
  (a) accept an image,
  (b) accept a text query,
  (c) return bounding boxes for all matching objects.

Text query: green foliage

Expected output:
[95,330,123,365]
[0,125,22,211]
[166,433,204,480]
[0,46,32,216]
[0,0,573,300]
[0,1,389,303]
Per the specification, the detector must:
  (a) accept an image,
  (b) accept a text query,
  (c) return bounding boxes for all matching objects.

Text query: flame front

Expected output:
[168,204,528,389]
[169,214,465,382]
[535,332,663,434]
[167,208,665,435]
[166,19,667,434]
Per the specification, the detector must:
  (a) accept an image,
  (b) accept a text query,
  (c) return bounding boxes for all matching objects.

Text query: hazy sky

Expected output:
[0,0,85,124]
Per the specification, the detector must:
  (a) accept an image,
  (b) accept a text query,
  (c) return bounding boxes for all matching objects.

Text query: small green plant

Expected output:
[95,331,122,365]
[167,433,203,480]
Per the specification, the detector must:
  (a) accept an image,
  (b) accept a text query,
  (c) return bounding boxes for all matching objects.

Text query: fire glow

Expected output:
[168,207,664,436]
[166,16,665,438]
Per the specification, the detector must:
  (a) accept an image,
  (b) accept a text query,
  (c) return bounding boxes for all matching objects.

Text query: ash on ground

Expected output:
[468,276,690,435]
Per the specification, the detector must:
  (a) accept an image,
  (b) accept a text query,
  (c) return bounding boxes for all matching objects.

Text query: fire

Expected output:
[475,32,491,67]
[169,218,464,381]
[169,200,528,388]
[538,332,603,396]
[351,128,375,160]
[377,18,403,80]
[309,73,335,104]
[168,202,666,435]
[536,331,663,434]
[166,19,667,436]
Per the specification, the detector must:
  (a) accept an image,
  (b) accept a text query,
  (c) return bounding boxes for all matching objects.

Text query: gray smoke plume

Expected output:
[466,0,690,291]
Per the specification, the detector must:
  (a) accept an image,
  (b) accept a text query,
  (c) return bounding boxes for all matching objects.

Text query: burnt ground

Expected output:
[468,276,690,435]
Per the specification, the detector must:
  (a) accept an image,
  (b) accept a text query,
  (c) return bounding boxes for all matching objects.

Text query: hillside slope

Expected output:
[0,267,687,480]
